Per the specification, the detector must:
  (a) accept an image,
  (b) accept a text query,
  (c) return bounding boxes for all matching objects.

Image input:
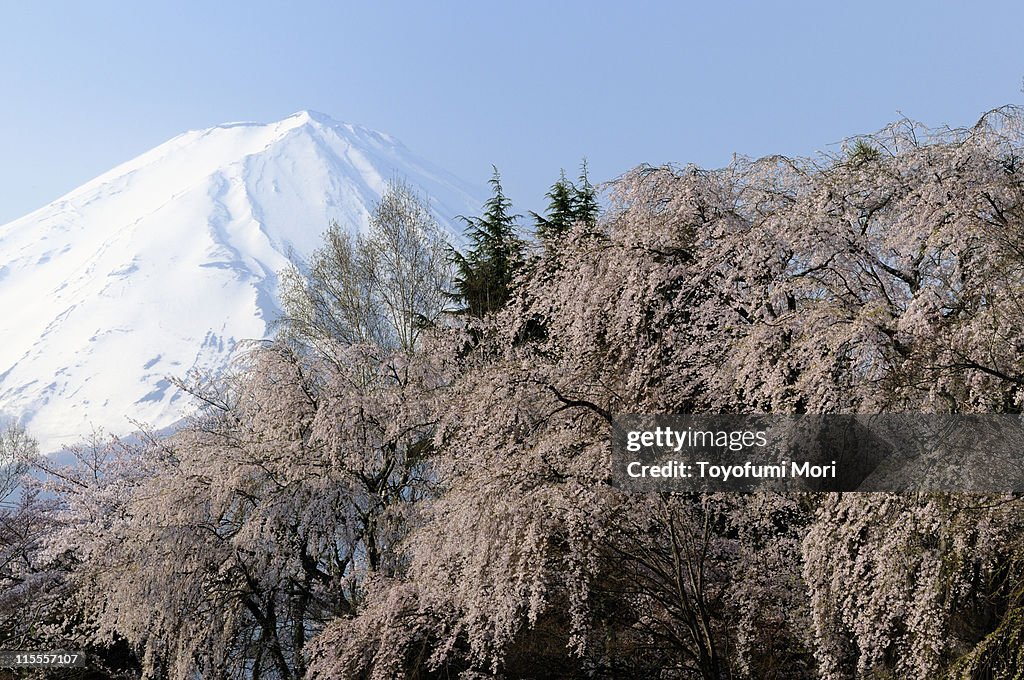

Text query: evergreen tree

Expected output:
[451,167,524,317]
[531,169,576,243]
[531,160,600,249]
[571,157,599,227]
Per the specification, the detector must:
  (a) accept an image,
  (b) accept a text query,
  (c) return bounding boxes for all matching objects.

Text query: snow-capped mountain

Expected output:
[0,111,483,452]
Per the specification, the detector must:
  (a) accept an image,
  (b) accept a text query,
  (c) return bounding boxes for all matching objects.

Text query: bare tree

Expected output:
[278,179,452,363]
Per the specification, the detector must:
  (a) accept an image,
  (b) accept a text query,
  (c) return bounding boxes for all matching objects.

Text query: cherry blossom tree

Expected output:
[309,107,1024,679]
[21,106,1024,680]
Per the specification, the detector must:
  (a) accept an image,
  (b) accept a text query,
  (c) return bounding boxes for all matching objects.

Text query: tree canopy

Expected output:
[450,167,525,318]
[10,107,1024,679]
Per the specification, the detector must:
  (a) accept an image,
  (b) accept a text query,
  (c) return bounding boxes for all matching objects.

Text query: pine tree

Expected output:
[572,158,599,227]
[531,160,600,250]
[451,167,524,317]
[531,170,576,243]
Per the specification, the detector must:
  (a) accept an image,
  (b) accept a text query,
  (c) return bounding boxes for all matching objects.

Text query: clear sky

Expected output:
[2,1,1023,224]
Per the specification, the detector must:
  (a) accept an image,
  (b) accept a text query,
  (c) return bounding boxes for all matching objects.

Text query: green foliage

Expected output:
[573,158,599,226]
[531,159,599,245]
[450,167,525,317]
[848,138,881,165]
[531,170,576,243]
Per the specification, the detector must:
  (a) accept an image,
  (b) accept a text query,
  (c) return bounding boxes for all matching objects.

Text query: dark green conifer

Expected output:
[451,167,524,317]
[572,158,599,227]
[531,169,576,243]
[532,160,600,250]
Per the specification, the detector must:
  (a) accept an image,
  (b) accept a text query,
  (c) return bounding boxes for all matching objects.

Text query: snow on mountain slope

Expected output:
[0,111,483,452]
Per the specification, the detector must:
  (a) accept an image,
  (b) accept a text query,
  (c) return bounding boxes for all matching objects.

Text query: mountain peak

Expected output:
[287,109,338,125]
[0,116,483,452]
[278,110,405,150]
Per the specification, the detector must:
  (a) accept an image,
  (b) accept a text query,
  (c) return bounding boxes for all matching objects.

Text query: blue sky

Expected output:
[2,1,1022,224]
